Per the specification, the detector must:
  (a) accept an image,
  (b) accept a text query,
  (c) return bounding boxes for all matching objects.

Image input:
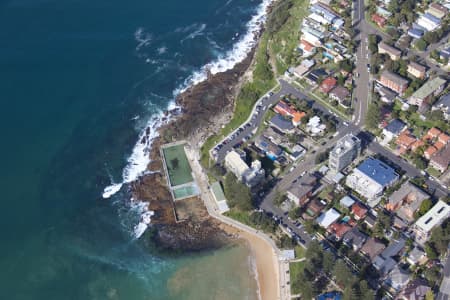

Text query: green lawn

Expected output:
[294,245,306,258]
[162,144,193,186]
[290,261,305,295]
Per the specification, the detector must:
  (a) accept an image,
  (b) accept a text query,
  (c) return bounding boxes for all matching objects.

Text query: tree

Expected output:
[417,198,433,217]
[266,0,293,35]
[415,39,428,51]
[365,101,381,130]
[425,290,435,300]
[223,173,253,211]
[339,59,354,73]
[413,155,427,170]
[288,207,302,220]
[368,34,378,54]
[322,251,334,274]
[359,280,374,300]
[333,259,353,287]
[424,265,441,284]
[315,151,328,164]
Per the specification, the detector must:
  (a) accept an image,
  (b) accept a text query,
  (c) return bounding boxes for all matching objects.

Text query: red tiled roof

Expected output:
[351,202,368,219]
[396,130,417,149]
[328,222,352,239]
[371,14,386,27]
[424,146,438,159]
[320,77,337,93]
[428,127,442,138]
[300,39,315,52]
[438,133,450,144]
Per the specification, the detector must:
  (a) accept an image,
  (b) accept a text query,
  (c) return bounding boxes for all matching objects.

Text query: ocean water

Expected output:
[0,0,269,299]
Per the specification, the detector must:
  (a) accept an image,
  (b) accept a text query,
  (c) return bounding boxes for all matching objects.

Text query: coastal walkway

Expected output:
[184,143,290,300]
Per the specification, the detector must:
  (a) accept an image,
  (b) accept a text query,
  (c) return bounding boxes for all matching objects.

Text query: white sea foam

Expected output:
[105,0,275,238]
[176,0,274,94]
[180,23,207,43]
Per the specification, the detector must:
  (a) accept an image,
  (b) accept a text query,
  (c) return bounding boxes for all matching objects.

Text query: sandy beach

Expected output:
[220,224,280,300]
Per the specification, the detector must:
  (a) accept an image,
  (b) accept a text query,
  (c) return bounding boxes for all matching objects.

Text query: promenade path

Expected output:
[184,143,290,300]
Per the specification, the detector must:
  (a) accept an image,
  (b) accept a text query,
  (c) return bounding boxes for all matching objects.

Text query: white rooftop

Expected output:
[316,208,341,228]
[415,200,450,233]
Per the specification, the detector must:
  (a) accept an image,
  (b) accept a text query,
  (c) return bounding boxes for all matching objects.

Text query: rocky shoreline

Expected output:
[131,39,258,251]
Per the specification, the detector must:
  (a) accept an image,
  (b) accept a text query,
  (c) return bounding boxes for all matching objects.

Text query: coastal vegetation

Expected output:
[291,240,374,299]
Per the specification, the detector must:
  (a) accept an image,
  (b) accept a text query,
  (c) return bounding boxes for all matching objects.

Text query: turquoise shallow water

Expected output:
[0,0,264,298]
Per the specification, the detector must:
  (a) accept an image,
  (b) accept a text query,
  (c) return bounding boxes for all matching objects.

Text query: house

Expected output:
[397,278,430,300]
[273,100,306,126]
[224,151,265,187]
[300,39,316,57]
[316,208,341,228]
[416,13,441,32]
[254,136,283,158]
[305,199,325,217]
[382,119,407,142]
[329,86,350,104]
[423,127,442,140]
[372,14,387,28]
[373,239,406,276]
[286,174,317,206]
[424,145,438,160]
[432,93,450,120]
[320,77,337,93]
[407,62,426,79]
[430,144,450,172]
[396,130,417,154]
[406,247,427,266]
[387,182,429,223]
[427,3,448,19]
[351,202,368,220]
[343,228,368,251]
[364,213,376,228]
[328,222,352,240]
[440,47,450,60]
[376,85,398,103]
[408,77,446,107]
[379,71,409,95]
[414,200,450,244]
[306,115,326,136]
[293,59,315,78]
[339,195,355,208]
[408,28,424,39]
[378,41,402,61]
[307,68,328,86]
[346,157,399,200]
[269,114,295,133]
[385,266,410,291]
[361,238,386,260]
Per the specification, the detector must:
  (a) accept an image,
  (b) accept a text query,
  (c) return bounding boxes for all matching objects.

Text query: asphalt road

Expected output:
[212,0,449,247]
[437,248,450,300]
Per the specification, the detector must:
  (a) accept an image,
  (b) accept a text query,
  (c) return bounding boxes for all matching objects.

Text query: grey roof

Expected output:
[373,256,397,276]
[386,266,410,290]
[330,86,350,101]
[381,238,406,258]
[384,118,406,135]
[357,157,399,187]
[407,247,425,264]
[343,228,368,249]
[287,174,317,199]
[389,182,429,222]
[362,238,386,260]
[400,279,430,300]
[255,135,283,156]
[270,114,294,131]
[434,93,450,109]
[340,196,355,208]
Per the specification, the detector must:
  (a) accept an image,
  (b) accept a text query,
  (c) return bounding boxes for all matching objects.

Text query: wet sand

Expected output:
[222,225,280,300]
